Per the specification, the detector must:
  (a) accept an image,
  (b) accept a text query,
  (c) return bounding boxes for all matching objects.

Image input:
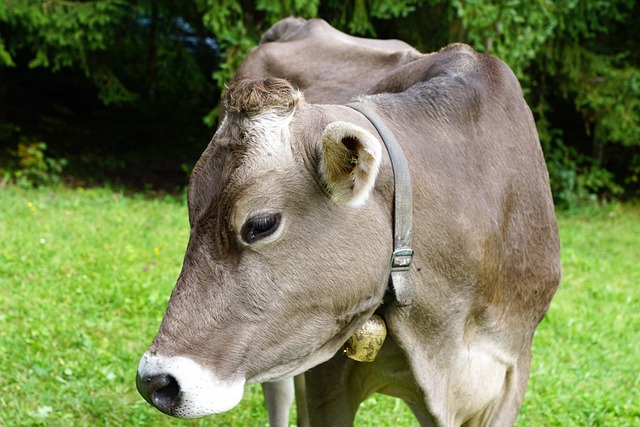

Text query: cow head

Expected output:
[136,77,393,418]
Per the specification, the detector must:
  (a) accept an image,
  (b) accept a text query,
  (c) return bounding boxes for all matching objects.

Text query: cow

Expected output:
[136,18,561,427]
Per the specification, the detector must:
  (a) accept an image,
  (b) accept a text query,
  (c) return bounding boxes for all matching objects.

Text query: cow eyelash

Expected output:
[241,213,282,244]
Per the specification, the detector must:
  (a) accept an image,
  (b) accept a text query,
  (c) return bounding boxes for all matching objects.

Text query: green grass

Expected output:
[0,185,638,426]
[517,205,640,426]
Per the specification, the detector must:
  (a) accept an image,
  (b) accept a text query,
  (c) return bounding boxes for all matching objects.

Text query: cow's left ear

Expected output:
[320,121,382,208]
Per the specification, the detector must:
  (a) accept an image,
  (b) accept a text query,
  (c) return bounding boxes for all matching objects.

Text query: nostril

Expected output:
[137,372,181,414]
[153,375,180,411]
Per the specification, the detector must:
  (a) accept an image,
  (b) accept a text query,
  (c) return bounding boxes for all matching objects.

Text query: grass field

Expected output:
[1,185,638,426]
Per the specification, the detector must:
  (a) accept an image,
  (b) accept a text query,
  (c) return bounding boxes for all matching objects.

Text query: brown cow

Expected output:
[137,19,560,427]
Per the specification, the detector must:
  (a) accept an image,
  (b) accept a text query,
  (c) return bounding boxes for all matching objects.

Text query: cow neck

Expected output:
[347,102,414,307]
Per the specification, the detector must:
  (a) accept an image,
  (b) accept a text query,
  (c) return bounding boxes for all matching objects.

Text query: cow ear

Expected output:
[320,121,382,207]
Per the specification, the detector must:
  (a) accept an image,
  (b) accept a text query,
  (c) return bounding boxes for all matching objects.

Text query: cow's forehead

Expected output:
[187,107,301,229]
[214,77,305,170]
[222,108,296,168]
[187,78,309,229]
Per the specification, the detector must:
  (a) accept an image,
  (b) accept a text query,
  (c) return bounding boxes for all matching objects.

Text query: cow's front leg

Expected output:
[304,355,361,427]
[304,334,428,427]
[262,378,294,427]
[294,374,310,427]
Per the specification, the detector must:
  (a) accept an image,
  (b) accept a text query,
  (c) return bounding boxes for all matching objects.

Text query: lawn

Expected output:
[0,185,638,426]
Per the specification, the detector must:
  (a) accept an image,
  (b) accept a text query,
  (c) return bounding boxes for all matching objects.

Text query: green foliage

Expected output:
[627,155,640,191]
[197,0,321,88]
[451,0,556,79]
[0,0,133,106]
[543,133,623,211]
[1,0,639,204]
[1,185,639,425]
[517,205,640,425]
[450,0,639,204]
[1,0,218,190]
[572,55,640,149]
[540,1,640,158]
[1,139,67,188]
[0,1,215,106]
[0,0,130,71]
[320,0,420,35]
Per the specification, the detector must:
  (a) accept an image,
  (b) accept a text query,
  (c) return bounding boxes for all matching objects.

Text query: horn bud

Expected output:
[344,314,387,362]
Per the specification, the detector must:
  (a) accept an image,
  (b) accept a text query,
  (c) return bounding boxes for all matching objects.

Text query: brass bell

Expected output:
[344,314,387,362]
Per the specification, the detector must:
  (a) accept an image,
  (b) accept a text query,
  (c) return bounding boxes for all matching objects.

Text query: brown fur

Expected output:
[138,18,561,427]
[224,77,303,117]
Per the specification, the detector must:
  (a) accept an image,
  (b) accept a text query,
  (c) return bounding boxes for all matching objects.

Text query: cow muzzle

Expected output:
[136,353,245,418]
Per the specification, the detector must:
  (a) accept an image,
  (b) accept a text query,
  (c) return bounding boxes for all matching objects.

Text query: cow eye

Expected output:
[241,213,282,244]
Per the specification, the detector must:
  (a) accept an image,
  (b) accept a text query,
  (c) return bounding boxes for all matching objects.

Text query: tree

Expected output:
[1,0,638,202]
[0,0,218,189]
[0,1,133,108]
[448,0,640,205]
[194,0,639,205]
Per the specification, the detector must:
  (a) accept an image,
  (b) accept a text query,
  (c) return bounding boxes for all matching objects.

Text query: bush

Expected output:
[544,133,623,210]
[3,139,67,188]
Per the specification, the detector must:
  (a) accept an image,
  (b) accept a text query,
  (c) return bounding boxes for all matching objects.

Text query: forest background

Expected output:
[1,0,639,209]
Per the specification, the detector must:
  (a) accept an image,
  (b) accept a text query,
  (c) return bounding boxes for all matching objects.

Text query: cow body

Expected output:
[137,19,560,427]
